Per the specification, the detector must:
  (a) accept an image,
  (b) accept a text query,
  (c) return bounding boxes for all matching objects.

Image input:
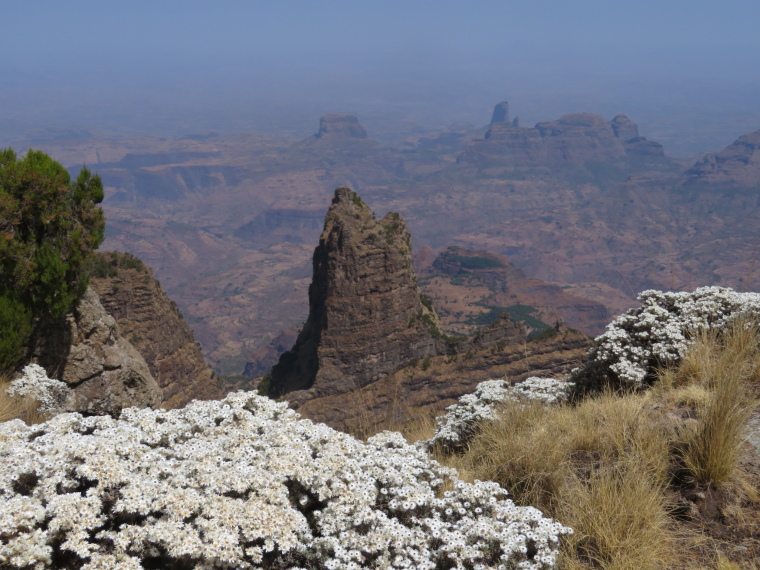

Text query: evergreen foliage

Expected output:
[0,148,105,370]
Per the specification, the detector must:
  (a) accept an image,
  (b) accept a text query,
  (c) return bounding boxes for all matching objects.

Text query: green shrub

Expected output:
[0,293,33,371]
[0,148,104,370]
[447,254,506,269]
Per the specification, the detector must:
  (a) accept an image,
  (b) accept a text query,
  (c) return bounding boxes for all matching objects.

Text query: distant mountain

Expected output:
[685,128,760,188]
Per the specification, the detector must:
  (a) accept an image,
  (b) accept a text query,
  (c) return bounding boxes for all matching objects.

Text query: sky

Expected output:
[2,0,760,154]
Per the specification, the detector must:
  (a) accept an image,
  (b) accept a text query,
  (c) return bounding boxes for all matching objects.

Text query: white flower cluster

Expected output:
[0,391,570,569]
[424,378,573,452]
[5,364,70,416]
[590,286,760,384]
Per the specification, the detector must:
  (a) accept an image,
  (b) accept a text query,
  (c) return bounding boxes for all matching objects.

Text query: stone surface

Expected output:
[610,113,640,141]
[32,288,162,416]
[89,252,222,408]
[490,101,510,124]
[269,187,441,398]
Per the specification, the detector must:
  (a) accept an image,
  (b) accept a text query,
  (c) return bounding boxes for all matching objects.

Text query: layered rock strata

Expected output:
[269,187,442,398]
[295,324,592,431]
[89,252,222,408]
[31,287,162,416]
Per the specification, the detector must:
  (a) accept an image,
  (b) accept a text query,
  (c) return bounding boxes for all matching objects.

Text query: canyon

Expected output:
[24,104,760,377]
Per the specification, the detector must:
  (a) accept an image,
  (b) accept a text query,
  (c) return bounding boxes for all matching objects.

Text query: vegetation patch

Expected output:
[447,254,506,269]
[0,148,105,372]
[466,303,551,334]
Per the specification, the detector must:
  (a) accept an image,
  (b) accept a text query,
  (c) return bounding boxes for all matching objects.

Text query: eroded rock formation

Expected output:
[267,188,590,430]
[316,114,368,140]
[269,187,441,398]
[460,103,671,169]
[89,252,222,408]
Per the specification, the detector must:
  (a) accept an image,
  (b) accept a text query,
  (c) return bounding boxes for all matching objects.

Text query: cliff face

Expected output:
[269,187,440,398]
[460,104,671,169]
[89,252,222,408]
[294,324,592,431]
[266,189,587,430]
[31,287,162,416]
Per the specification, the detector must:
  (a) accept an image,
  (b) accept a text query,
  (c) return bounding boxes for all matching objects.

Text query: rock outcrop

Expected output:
[269,187,441,399]
[294,324,592,431]
[266,188,588,430]
[460,103,670,169]
[685,128,760,187]
[89,252,222,408]
[315,114,368,140]
[31,287,162,416]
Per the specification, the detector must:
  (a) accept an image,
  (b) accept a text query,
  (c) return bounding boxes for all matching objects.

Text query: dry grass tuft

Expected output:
[677,323,759,487]
[558,464,673,570]
[452,393,676,568]
[431,319,760,569]
[0,372,45,425]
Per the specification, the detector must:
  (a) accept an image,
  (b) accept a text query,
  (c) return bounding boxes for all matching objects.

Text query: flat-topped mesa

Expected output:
[269,187,439,398]
[316,114,369,140]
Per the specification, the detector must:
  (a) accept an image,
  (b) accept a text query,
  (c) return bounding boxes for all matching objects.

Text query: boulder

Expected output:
[32,287,162,416]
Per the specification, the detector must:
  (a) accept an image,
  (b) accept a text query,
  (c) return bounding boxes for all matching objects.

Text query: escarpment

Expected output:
[89,251,223,408]
[30,287,162,416]
[269,187,441,398]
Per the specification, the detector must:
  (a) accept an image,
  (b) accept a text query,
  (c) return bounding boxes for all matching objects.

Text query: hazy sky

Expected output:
[3,1,760,154]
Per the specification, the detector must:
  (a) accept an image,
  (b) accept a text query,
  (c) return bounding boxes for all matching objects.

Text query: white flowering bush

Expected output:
[424,378,573,452]
[588,286,760,385]
[0,391,570,569]
[5,364,70,416]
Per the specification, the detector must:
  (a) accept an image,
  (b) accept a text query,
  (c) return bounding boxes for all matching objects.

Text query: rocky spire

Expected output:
[490,101,510,125]
[269,187,439,398]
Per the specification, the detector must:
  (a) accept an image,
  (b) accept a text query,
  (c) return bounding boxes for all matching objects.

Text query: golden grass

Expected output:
[451,393,676,569]
[0,372,45,425]
[430,319,760,569]
[677,323,759,487]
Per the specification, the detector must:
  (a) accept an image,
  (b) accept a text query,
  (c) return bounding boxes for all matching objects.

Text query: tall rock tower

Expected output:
[269,187,439,398]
